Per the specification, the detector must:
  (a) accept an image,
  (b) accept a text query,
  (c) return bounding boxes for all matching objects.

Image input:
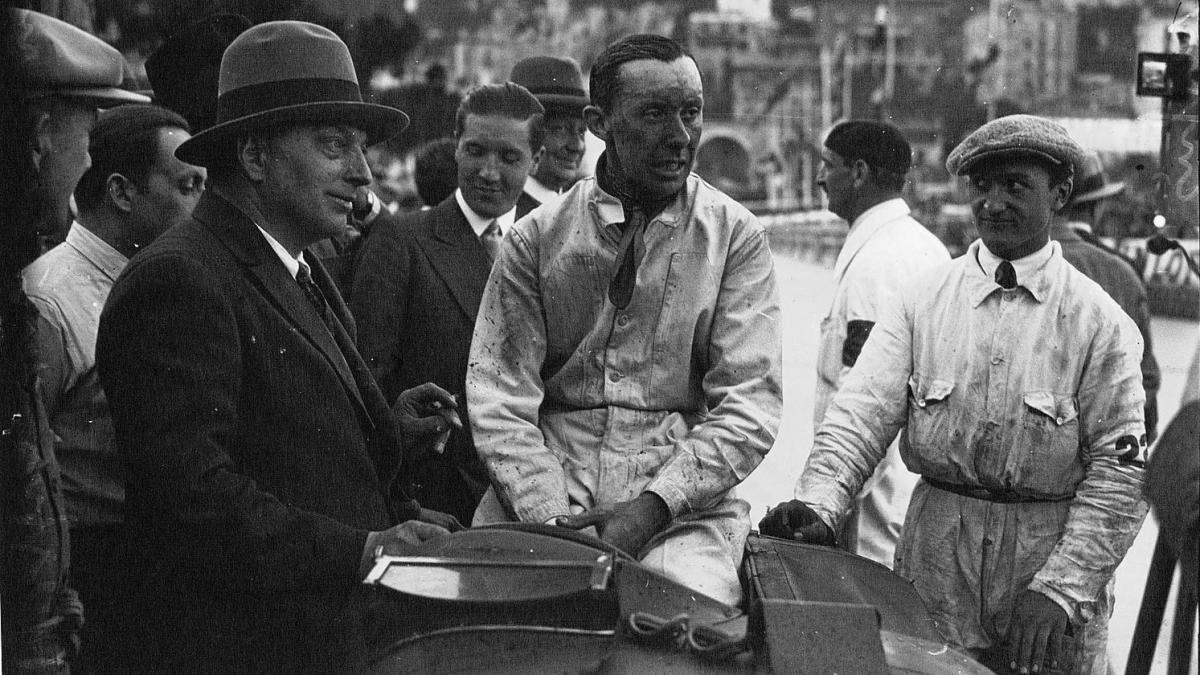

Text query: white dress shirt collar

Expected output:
[254,224,306,280]
[455,188,516,238]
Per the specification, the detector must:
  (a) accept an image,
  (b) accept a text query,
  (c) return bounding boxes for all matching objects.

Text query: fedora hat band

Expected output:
[528,83,587,98]
[216,77,362,126]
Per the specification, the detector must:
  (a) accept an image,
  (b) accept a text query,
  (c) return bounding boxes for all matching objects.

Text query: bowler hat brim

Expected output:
[537,93,590,111]
[176,101,409,167]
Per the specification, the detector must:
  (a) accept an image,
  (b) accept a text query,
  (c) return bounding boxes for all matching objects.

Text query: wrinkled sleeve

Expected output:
[1030,312,1148,623]
[97,254,367,589]
[25,298,73,418]
[645,217,783,517]
[796,290,914,530]
[466,225,568,524]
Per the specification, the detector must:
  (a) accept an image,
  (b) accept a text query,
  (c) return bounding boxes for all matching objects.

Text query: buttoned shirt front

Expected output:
[23,223,128,525]
[467,172,783,525]
[798,239,1147,648]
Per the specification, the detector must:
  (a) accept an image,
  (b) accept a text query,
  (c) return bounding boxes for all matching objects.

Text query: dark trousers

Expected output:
[69,525,127,674]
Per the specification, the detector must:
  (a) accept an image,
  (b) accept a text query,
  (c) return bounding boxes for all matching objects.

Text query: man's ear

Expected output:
[1052,176,1073,212]
[583,105,608,143]
[529,146,544,176]
[237,134,270,182]
[30,111,55,173]
[106,173,136,213]
[850,158,871,188]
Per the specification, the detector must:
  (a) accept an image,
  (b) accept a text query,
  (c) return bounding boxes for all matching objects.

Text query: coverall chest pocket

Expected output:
[1012,392,1082,496]
[904,375,956,470]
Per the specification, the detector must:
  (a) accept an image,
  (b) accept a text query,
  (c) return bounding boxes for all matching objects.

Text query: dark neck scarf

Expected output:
[595,153,680,309]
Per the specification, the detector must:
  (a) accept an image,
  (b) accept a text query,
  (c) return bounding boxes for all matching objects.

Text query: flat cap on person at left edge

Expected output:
[10,8,149,105]
[946,114,1085,178]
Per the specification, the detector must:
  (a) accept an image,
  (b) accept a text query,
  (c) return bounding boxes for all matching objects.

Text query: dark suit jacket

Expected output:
[351,196,492,523]
[96,192,417,673]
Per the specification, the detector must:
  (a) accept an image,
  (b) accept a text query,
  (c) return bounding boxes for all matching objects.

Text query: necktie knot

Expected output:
[481,220,503,263]
[995,260,1017,290]
[296,261,328,315]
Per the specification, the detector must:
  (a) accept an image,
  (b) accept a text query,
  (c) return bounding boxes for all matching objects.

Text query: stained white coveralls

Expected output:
[813,198,949,567]
[799,240,1148,673]
[468,172,783,606]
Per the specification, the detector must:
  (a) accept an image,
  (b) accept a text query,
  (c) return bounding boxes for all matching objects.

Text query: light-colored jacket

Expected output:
[812,198,949,566]
[799,239,1147,660]
[467,172,783,525]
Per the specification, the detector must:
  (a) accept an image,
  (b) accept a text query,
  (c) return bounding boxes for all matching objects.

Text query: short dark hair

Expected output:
[454,82,546,155]
[589,34,696,112]
[414,137,458,206]
[75,104,191,212]
[824,120,911,191]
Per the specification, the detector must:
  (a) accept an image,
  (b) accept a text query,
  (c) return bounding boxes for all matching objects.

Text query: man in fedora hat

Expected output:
[2,9,147,673]
[509,55,590,218]
[351,82,545,525]
[762,115,1148,674]
[467,34,782,607]
[95,21,459,672]
[1052,150,1160,444]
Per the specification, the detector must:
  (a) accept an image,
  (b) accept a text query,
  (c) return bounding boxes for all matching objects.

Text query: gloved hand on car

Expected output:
[757,499,837,546]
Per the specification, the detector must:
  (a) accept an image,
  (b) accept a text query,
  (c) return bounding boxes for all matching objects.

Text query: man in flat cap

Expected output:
[2,9,147,673]
[21,103,203,673]
[95,21,458,672]
[762,114,1147,675]
[509,55,590,218]
[806,120,949,568]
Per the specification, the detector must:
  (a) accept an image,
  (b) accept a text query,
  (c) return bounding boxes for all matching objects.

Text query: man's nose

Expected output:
[346,145,371,188]
[664,114,693,148]
[564,129,585,152]
[478,155,502,181]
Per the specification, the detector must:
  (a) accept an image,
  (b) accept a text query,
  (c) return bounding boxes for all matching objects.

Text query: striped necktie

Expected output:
[481,220,502,264]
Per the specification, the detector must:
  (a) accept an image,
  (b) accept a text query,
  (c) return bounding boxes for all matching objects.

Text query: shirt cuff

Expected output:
[645,483,689,520]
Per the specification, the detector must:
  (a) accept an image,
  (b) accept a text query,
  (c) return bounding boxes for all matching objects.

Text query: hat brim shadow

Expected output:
[176,101,409,167]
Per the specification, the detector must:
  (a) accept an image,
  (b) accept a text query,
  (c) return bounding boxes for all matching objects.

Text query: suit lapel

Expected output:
[418,198,493,322]
[193,194,368,419]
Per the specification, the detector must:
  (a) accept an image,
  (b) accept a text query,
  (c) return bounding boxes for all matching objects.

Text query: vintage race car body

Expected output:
[363,524,992,674]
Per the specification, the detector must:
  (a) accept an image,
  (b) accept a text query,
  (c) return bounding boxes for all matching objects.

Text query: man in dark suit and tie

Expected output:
[96,21,459,673]
[351,82,545,524]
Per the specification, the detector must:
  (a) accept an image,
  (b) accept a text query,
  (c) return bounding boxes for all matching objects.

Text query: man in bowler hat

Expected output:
[509,55,590,218]
[96,21,459,672]
[762,115,1148,675]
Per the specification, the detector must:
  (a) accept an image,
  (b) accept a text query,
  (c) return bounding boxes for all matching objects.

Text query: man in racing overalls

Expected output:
[761,115,1148,675]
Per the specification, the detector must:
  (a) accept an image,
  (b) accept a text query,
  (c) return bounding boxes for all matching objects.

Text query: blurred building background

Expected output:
[16,0,1198,314]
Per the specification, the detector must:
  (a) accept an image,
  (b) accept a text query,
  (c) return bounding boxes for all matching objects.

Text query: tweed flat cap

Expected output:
[946,114,1085,177]
[10,8,149,105]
